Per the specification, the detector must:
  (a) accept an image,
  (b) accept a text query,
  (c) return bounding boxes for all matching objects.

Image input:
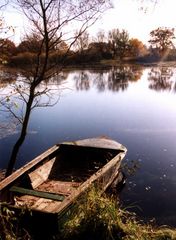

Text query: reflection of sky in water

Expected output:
[0,66,176,226]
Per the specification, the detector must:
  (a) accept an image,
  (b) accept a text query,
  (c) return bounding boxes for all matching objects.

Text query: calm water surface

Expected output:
[0,64,176,226]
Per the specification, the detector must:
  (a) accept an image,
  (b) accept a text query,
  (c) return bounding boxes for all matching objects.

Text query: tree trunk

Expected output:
[5,88,35,177]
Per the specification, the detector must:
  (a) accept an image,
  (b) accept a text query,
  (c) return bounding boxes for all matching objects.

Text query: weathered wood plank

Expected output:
[10,186,65,202]
[51,150,127,214]
[0,145,59,191]
[1,137,127,218]
[29,157,56,188]
[23,148,126,214]
[36,180,81,195]
[13,195,62,213]
[31,198,60,212]
[63,137,125,151]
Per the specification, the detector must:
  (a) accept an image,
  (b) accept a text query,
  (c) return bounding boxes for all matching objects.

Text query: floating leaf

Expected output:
[6,96,10,102]
[14,102,18,108]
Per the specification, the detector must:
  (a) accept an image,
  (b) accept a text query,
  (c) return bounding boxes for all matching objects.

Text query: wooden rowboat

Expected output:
[0,137,126,232]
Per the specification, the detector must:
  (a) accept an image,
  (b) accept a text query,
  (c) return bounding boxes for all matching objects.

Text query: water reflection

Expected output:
[1,64,176,226]
[107,66,142,92]
[74,65,143,92]
[75,71,90,90]
[148,67,175,92]
[0,68,67,176]
[0,68,19,139]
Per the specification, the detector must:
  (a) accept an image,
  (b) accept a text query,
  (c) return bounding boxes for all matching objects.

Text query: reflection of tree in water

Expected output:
[74,70,108,91]
[45,70,69,84]
[174,82,176,93]
[74,66,143,92]
[0,68,19,138]
[108,65,143,91]
[94,72,107,92]
[108,66,131,92]
[148,67,174,92]
[74,71,90,90]
[0,69,67,176]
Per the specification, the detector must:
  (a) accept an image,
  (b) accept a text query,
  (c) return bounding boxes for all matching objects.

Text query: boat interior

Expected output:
[9,144,119,212]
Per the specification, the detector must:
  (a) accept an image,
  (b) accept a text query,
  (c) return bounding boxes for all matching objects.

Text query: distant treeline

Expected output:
[1,27,176,66]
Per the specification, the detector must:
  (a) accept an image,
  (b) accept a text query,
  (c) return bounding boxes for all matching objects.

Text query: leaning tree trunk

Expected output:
[5,88,35,177]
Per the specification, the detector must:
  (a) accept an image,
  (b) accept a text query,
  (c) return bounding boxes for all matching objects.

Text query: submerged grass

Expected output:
[59,188,176,240]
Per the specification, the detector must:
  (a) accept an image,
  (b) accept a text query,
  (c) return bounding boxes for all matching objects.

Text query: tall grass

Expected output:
[0,204,31,240]
[59,188,176,240]
[1,188,176,239]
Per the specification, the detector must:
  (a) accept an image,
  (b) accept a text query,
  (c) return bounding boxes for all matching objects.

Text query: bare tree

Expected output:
[13,0,112,80]
[0,0,8,10]
[4,0,112,176]
[0,0,13,62]
[16,0,112,72]
[96,29,106,43]
[3,69,68,176]
[74,30,90,53]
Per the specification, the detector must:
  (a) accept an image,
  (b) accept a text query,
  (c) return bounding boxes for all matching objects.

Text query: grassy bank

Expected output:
[1,188,176,239]
[59,189,176,240]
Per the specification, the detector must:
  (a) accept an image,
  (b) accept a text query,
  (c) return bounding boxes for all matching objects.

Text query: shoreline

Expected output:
[3,59,176,71]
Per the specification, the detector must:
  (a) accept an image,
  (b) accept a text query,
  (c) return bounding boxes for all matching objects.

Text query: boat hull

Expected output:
[0,137,127,234]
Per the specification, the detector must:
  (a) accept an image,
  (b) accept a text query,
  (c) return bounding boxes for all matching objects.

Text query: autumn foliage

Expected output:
[1,27,176,65]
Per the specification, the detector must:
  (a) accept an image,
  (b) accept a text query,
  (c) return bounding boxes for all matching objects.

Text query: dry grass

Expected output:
[59,188,176,240]
[1,186,176,239]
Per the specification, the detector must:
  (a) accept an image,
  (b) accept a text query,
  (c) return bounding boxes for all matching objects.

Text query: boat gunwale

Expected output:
[52,149,127,216]
[0,137,127,210]
[0,144,60,191]
[7,149,126,215]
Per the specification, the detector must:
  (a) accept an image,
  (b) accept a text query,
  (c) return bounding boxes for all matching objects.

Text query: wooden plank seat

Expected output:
[13,194,63,212]
[36,180,81,195]
[10,186,65,201]
[10,181,81,213]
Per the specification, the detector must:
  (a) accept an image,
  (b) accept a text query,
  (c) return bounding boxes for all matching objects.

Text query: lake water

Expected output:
[0,64,176,226]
